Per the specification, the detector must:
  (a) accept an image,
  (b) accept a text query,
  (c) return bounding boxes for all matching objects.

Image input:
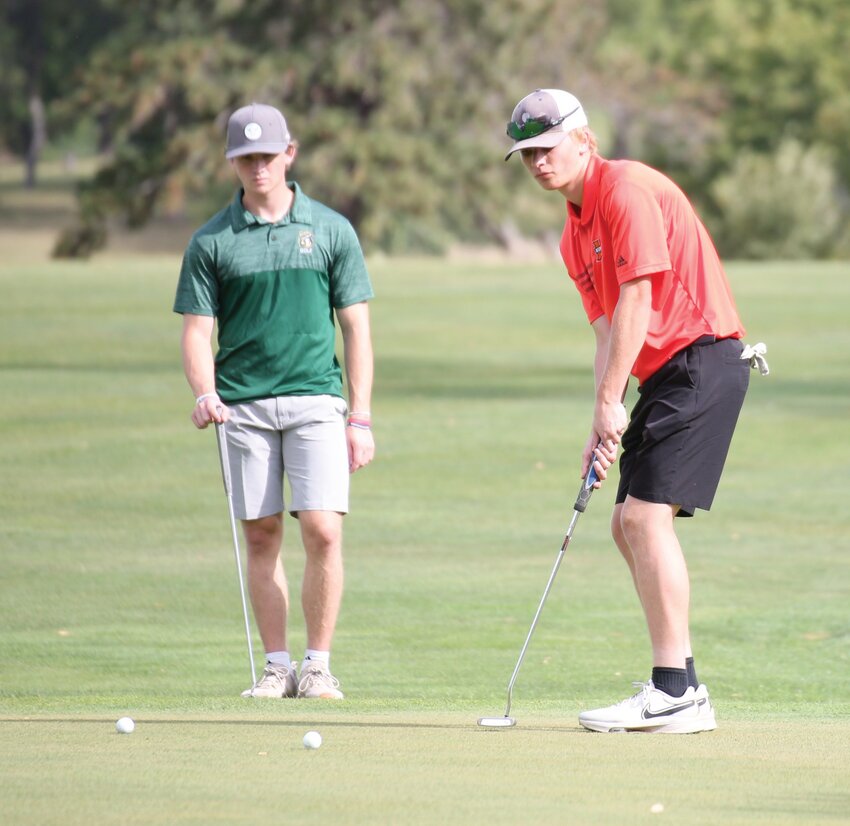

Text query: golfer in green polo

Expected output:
[174,103,375,700]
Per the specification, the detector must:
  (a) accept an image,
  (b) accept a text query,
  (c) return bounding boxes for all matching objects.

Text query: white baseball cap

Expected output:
[504,89,588,160]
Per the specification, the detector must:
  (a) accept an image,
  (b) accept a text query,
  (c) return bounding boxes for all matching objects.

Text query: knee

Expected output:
[611,510,627,549]
[242,515,282,554]
[611,501,641,551]
[617,504,645,547]
[301,515,342,558]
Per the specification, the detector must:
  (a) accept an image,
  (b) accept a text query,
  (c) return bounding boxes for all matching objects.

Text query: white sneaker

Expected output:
[241,662,299,698]
[694,684,718,731]
[297,659,344,699]
[579,680,712,734]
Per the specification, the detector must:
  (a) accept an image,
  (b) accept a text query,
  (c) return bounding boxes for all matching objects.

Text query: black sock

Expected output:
[685,656,699,689]
[651,667,689,698]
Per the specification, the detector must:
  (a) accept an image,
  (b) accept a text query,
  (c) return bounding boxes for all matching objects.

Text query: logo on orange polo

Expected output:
[593,239,602,262]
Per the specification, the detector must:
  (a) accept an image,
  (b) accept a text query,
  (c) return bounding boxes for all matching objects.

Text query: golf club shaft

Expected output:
[501,459,599,719]
[215,421,257,686]
[502,509,579,718]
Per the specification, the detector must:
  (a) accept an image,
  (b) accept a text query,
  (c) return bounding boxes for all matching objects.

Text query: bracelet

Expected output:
[195,392,219,406]
[348,410,371,418]
[347,417,372,430]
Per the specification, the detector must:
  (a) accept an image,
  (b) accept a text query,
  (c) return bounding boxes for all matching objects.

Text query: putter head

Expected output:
[477,716,517,728]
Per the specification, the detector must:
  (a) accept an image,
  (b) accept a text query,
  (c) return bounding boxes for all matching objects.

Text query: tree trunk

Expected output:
[26,93,47,188]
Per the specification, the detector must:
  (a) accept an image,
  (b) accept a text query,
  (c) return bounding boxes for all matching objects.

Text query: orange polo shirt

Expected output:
[560,154,745,384]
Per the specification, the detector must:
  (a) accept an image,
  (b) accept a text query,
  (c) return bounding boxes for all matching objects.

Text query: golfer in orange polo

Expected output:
[505,89,767,733]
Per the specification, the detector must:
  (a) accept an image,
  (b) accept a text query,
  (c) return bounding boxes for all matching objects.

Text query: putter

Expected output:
[478,455,600,728]
[215,420,258,689]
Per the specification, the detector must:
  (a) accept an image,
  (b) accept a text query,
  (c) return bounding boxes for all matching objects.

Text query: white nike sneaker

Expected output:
[693,684,718,731]
[579,680,712,734]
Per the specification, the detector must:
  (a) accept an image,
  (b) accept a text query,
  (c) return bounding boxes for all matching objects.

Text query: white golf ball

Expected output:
[302,730,322,749]
[115,716,135,734]
[650,802,665,814]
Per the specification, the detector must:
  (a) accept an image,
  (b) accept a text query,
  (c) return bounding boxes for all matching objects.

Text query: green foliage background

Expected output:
[1,0,849,258]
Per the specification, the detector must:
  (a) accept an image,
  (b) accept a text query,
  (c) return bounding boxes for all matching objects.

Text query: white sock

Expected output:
[303,649,330,665]
[266,651,291,669]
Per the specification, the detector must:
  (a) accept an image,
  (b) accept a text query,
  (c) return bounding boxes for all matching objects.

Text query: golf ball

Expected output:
[302,730,322,749]
[115,716,135,734]
[650,802,665,814]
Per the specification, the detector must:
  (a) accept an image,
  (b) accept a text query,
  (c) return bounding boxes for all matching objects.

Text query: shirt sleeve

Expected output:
[573,263,605,324]
[173,236,218,316]
[560,229,604,324]
[602,179,671,283]
[329,220,374,308]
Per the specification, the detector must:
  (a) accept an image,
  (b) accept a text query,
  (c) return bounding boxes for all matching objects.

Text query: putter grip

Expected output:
[573,460,599,513]
[215,422,233,496]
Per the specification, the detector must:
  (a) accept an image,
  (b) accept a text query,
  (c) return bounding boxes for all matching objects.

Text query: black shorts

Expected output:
[616,337,749,517]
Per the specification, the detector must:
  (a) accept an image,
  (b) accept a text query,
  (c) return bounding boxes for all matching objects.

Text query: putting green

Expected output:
[2,712,848,824]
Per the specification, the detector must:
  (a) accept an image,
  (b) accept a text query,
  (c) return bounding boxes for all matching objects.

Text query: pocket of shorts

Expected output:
[323,395,347,420]
[297,394,347,424]
[681,347,700,391]
[721,338,746,365]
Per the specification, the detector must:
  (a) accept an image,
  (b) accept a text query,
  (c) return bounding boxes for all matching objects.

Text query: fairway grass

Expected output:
[1,252,848,824]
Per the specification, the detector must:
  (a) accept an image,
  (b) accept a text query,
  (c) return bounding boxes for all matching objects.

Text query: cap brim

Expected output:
[226,142,290,159]
[504,130,568,161]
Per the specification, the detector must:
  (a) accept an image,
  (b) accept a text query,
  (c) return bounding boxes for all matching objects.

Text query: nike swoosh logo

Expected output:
[642,700,697,719]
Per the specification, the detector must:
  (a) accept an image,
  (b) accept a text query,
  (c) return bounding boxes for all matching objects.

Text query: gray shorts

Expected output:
[223,395,349,520]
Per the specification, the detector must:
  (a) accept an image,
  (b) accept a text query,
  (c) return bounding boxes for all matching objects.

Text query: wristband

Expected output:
[347,417,372,430]
[195,392,219,406]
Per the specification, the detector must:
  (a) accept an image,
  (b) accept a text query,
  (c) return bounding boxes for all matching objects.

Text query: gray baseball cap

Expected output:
[504,89,587,160]
[225,103,291,159]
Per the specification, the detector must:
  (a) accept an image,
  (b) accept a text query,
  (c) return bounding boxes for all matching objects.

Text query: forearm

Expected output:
[590,278,650,445]
[598,278,650,404]
[337,302,375,473]
[593,328,609,393]
[180,313,225,428]
[338,303,374,414]
[181,320,217,398]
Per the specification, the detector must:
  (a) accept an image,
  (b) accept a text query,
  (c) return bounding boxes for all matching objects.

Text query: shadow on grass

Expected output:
[0,717,583,734]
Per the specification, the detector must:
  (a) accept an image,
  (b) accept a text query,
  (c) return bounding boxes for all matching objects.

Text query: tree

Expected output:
[593,0,850,256]
[0,0,124,186]
[53,0,604,257]
[48,0,850,258]
[711,139,844,258]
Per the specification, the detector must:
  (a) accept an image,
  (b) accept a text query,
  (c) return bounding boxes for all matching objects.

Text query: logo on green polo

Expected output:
[298,231,314,254]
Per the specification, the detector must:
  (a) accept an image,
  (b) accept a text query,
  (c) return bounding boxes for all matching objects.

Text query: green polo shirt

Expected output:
[174,182,373,404]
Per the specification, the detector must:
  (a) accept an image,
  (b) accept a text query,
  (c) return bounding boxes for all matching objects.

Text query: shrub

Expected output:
[709,139,845,259]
